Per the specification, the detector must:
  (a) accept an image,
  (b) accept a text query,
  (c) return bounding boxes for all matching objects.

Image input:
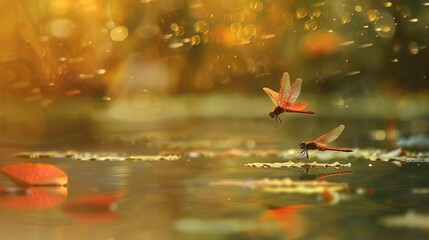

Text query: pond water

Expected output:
[0,118,428,240]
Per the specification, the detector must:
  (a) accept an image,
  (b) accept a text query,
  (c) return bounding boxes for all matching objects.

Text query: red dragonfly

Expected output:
[263,72,314,126]
[300,124,353,159]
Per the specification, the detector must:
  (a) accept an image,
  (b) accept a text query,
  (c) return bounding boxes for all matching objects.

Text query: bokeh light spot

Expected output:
[110,26,128,41]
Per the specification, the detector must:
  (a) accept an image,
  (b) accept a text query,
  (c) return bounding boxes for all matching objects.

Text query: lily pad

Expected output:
[379,211,429,229]
[15,151,182,161]
[244,161,351,169]
[72,154,181,161]
[368,148,429,164]
[1,163,68,186]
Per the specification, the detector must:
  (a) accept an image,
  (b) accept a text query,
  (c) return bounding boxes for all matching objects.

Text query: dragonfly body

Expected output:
[300,124,353,160]
[301,141,352,152]
[268,106,285,119]
[263,72,314,126]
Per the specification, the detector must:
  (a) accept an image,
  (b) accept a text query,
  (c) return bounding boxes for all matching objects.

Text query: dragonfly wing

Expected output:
[278,72,291,104]
[314,124,345,146]
[280,78,302,107]
[286,102,308,111]
[263,88,279,106]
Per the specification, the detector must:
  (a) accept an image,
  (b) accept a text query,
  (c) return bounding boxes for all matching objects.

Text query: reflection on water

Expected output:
[0,126,428,239]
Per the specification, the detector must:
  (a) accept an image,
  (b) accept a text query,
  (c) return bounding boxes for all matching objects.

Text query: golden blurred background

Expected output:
[1,0,428,146]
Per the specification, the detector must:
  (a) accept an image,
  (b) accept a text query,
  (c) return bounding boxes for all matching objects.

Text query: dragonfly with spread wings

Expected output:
[300,124,353,160]
[263,72,314,126]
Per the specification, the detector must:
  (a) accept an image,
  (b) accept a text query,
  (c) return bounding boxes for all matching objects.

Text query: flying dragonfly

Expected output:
[263,72,314,126]
[300,124,353,160]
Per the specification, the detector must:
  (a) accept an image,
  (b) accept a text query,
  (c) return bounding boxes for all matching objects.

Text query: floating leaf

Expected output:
[1,163,68,186]
[244,161,351,169]
[15,151,77,158]
[0,187,68,210]
[368,148,429,164]
[175,218,276,234]
[72,154,181,161]
[379,211,429,229]
[15,151,181,161]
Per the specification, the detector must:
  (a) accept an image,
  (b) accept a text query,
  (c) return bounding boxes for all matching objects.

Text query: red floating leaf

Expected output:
[63,193,122,223]
[1,163,68,186]
[266,203,306,220]
[0,187,68,210]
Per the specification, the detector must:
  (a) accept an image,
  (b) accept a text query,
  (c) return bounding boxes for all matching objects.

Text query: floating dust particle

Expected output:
[409,41,419,54]
[65,89,81,96]
[339,12,351,24]
[190,35,201,45]
[367,9,380,22]
[358,43,374,48]
[296,8,308,19]
[69,57,84,63]
[304,20,318,30]
[399,6,411,18]
[391,58,399,62]
[170,23,179,32]
[409,18,419,23]
[95,69,107,74]
[260,34,275,39]
[194,20,209,33]
[169,42,184,49]
[177,26,185,36]
[355,5,362,12]
[383,2,393,7]
[311,10,322,18]
[423,2,429,6]
[110,26,128,41]
[163,34,173,40]
[78,73,95,79]
[253,1,263,11]
[340,40,355,46]
[345,71,361,76]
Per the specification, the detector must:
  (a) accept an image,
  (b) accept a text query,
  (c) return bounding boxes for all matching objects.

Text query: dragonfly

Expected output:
[300,124,353,160]
[263,72,314,126]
